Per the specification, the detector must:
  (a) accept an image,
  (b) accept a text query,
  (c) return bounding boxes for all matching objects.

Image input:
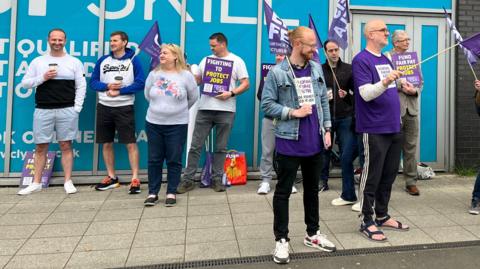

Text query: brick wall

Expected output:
[455,0,480,168]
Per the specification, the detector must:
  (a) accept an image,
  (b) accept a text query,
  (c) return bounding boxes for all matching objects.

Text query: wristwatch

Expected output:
[230,91,236,97]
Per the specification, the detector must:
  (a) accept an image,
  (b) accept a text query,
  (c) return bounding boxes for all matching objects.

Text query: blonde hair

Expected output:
[155,43,188,72]
[288,26,313,46]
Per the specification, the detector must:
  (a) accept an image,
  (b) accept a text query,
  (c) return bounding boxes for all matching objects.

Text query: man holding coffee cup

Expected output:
[90,31,145,194]
[19,28,86,195]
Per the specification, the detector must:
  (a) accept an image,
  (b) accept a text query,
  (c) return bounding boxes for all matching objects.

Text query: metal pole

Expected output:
[252,0,263,170]
[4,0,18,176]
[92,0,106,175]
[180,0,187,50]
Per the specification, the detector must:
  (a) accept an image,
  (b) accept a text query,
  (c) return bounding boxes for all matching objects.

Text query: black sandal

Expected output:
[359,222,388,242]
[375,215,409,231]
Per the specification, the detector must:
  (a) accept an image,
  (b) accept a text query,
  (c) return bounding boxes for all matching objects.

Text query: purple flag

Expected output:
[139,21,162,70]
[327,0,350,50]
[263,0,290,55]
[443,8,477,65]
[460,32,480,58]
[308,14,323,63]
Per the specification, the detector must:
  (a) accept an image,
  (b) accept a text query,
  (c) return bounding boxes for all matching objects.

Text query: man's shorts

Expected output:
[96,103,136,144]
[33,107,79,144]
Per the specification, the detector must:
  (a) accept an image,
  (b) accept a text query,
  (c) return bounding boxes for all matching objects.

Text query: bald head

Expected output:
[364,19,389,52]
[364,20,385,37]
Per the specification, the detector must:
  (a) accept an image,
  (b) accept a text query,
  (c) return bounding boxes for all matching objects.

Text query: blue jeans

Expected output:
[473,170,480,201]
[146,121,187,195]
[321,116,357,201]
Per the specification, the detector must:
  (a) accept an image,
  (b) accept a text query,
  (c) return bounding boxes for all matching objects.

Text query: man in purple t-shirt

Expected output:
[261,26,335,264]
[352,20,413,242]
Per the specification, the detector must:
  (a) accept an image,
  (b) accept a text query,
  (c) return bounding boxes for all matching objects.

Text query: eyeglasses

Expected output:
[300,41,317,49]
[370,28,389,34]
[396,38,411,43]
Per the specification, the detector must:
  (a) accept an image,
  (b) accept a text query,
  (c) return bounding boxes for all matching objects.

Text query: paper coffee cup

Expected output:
[48,63,58,71]
[114,76,123,84]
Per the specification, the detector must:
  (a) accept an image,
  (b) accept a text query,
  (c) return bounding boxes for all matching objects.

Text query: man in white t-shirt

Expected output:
[19,28,86,195]
[177,32,249,193]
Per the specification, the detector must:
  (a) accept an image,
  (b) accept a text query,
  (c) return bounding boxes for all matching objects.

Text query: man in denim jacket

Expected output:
[261,26,335,264]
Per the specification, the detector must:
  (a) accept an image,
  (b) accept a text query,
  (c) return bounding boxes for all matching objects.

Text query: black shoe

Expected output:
[176,179,195,194]
[469,198,480,215]
[144,195,158,206]
[319,183,329,192]
[212,180,226,192]
[128,178,141,194]
[165,197,176,207]
[95,176,120,191]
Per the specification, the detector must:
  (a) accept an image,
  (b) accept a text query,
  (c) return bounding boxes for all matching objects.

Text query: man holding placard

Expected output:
[386,30,423,196]
[19,28,86,195]
[353,20,413,242]
[177,32,249,193]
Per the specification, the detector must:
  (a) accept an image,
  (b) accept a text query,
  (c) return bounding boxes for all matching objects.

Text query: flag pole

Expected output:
[402,43,461,71]
[467,60,478,81]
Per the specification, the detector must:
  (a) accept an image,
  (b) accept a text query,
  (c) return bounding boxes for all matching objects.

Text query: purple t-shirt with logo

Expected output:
[352,50,401,134]
[276,64,323,157]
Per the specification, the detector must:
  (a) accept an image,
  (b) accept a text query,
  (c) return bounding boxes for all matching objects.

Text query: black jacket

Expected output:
[322,59,354,119]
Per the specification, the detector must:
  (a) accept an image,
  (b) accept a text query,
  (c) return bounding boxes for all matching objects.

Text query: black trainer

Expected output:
[144,195,158,206]
[176,179,195,194]
[165,197,176,207]
[95,176,120,191]
[128,178,141,194]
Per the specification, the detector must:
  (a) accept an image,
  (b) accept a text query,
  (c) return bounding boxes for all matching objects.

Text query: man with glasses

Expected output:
[386,30,423,196]
[262,26,336,264]
[353,20,413,242]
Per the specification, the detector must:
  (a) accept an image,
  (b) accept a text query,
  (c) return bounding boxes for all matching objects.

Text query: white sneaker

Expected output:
[273,239,290,264]
[351,202,361,212]
[331,197,356,206]
[257,182,271,194]
[18,182,42,195]
[291,186,298,194]
[304,231,336,252]
[64,180,77,194]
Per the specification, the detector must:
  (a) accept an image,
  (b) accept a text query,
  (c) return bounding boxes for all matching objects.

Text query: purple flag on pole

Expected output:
[263,0,290,55]
[139,21,162,70]
[327,0,350,50]
[460,32,480,58]
[308,14,323,63]
[443,8,477,65]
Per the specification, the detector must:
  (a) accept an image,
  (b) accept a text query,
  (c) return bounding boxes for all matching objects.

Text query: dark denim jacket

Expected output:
[261,59,331,140]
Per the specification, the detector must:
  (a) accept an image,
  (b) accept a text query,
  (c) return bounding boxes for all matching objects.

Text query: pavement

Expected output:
[0,173,479,268]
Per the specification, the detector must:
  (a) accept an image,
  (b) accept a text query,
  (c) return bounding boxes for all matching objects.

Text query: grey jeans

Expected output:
[401,113,419,186]
[183,110,235,182]
[260,117,275,183]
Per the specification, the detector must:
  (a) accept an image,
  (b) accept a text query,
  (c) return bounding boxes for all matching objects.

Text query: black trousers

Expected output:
[358,133,403,224]
[273,152,322,241]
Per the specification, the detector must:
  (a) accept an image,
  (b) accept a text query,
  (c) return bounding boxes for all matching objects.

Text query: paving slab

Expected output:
[0,225,38,239]
[0,239,25,256]
[85,219,139,236]
[126,245,185,266]
[185,240,240,261]
[0,213,49,225]
[76,233,135,252]
[31,222,89,238]
[17,236,80,255]
[186,214,232,229]
[138,216,186,232]
[133,230,185,248]
[4,253,70,269]
[186,226,236,244]
[65,249,129,268]
[44,211,96,224]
